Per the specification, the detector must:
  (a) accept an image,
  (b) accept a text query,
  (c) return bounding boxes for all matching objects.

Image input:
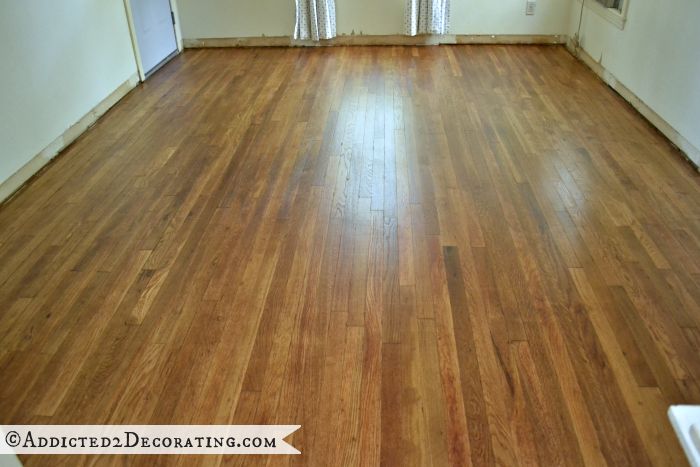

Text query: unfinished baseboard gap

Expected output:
[0,72,141,205]
[184,34,567,49]
[566,40,700,172]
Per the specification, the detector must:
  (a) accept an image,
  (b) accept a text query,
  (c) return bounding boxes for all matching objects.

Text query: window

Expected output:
[587,0,629,29]
[596,0,623,12]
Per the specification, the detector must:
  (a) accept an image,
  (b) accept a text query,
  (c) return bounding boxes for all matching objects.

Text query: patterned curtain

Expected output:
[294,0,336,41]
[405,0,450,36]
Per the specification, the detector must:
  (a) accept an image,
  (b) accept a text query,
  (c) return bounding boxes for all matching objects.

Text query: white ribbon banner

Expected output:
[0,425,300,455]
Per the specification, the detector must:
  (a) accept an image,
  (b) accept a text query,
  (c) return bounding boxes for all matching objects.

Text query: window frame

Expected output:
[586,0,630,29]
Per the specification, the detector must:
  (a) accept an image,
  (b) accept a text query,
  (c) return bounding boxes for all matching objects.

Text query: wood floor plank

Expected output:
[1,45,699,466]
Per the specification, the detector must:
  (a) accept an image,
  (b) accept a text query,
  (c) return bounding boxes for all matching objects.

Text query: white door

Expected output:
[129,0,178,76]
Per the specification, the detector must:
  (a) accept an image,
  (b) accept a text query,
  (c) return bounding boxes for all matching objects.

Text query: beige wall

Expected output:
[0,0,138,189]
[569,0,700,165]
[177,0,295,38]
[177,0,572,38]
[452,0,572,35]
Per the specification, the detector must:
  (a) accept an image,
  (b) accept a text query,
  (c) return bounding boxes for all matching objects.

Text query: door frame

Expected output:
[123,0,183,81]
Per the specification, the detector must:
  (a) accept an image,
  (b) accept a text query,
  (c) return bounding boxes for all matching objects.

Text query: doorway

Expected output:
[125,0,179,80]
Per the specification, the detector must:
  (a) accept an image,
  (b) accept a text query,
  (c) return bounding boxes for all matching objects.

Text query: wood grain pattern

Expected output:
[1,45,699,466]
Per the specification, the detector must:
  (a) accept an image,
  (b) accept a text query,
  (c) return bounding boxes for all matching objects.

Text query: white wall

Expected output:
[0,0,138,188]
[177,0,572,39]
[569,0,700,163]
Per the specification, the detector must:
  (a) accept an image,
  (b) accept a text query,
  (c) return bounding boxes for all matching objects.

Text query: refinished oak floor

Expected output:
[1,45,700,466]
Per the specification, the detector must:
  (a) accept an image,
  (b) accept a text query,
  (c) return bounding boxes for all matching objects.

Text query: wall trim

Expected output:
[566,40,699,170]
[0,72,140,205]
[184,34,567,48]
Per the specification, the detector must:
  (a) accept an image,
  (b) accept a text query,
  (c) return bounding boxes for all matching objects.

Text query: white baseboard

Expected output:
[0,73,140,204]
[566,40,700,170]
[184,34,566,48]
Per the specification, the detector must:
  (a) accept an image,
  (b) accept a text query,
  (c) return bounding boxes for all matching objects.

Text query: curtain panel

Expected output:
[405,0,450,36]
[294,0,336,41]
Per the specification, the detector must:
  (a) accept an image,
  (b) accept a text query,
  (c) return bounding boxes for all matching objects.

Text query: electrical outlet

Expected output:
[526,0,536,15]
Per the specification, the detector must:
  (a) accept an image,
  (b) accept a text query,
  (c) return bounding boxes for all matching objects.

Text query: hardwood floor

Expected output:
[1,45,699,466]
